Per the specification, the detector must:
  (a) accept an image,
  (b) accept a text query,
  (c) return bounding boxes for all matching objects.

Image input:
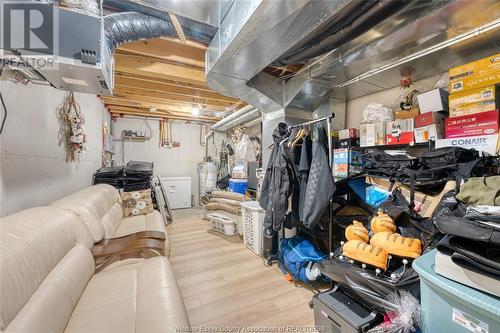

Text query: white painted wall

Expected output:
[112,118,207,206]
[346,73,446,127]
[0,80,106,216]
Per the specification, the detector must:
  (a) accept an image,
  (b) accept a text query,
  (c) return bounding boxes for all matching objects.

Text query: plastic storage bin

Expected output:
[228,179,248,194]
[207,212,237,236]
[241,201,265,255]
[413,250,500,333]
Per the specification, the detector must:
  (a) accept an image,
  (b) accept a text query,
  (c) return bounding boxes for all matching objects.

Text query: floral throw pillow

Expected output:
[121,189,154,217]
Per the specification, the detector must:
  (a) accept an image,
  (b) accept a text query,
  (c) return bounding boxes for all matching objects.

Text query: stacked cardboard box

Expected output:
[439,53,500,154]
[333,129,362,181]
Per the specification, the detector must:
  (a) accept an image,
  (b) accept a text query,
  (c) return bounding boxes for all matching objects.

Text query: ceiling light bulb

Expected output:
[192,107,200,116]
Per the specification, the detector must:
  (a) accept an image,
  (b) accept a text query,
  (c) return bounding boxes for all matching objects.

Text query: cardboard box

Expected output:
[395,107,420,120]
[449,85,498,108]
[449,85,499,117]
[449,53,500,93]
[435,134,499,155]
[449,100,498,118]
[414,124,444,143]
[417,88,449,113]
[386,119,414,145]
[332,148,363,181]
[337,138,360,148]
[364,122,386,146]
[414,112,445,128]
[445,110,499,138]
[339,128,359,140]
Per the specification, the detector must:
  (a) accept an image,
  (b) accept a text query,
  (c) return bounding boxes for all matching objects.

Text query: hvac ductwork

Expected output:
[104,12,176,54]
[211,105,260,132]
[206,0,500,114]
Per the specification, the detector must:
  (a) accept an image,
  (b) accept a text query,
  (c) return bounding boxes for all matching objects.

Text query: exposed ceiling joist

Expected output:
[116,38,205,68]
[114,76,238,103]
[113,88,235,109]
[115,53,206,86]
[108,106,217,123]
[101,96,222,114]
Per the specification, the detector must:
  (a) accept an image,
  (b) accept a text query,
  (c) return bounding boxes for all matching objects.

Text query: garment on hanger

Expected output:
[298,134,313,221]
[302,125,335,229]
[259,123,299,231]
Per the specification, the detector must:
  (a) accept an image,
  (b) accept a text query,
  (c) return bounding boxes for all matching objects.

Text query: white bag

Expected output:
[362,103,394,123]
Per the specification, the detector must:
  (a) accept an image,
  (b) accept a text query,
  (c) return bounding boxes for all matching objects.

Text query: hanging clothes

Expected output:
[259,123,299,231]
[302,125,335,229]
[217,139,233,189]
[298,135,313,221]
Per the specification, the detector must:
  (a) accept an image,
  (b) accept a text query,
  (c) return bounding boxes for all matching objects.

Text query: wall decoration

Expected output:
[57,92,86,162]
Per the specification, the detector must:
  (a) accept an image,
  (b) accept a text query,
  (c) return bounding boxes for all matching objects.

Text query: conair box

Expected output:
[386,119,414,145]
[449,53,500,93]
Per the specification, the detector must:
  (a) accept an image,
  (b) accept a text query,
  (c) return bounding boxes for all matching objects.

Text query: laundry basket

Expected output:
[241,201,265,255]
[207,212,237,236]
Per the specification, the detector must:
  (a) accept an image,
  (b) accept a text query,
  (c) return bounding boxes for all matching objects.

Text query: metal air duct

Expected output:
[211,105,260,131]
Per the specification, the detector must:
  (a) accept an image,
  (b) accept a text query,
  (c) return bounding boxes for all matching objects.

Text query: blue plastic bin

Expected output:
[413,250,500,333]
[228,179,248,194]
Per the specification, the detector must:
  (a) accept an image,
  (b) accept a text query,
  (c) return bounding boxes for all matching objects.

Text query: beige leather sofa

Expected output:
[0,206,189,332]
[51,184,170,256]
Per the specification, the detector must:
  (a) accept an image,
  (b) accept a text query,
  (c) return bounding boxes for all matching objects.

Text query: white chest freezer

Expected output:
[160,177,192,209]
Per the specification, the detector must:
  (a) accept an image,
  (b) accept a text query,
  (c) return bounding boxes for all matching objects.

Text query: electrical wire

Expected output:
[0,92,7,135]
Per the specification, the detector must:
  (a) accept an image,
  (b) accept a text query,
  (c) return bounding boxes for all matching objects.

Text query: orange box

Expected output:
[395,107,420,120]
[449,53,500,93]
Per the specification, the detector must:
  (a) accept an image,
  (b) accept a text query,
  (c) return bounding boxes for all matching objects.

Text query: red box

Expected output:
[414,112,445,128]
[445,110,499,138]
[386,119,415,145]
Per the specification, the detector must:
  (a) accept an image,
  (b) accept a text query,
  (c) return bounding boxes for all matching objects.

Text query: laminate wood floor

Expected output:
[168,209,316,331]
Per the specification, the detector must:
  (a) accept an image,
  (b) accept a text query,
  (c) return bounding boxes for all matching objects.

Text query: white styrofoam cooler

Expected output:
[160,177,192,209]
[241,201,265,255]
[207,212,237,236]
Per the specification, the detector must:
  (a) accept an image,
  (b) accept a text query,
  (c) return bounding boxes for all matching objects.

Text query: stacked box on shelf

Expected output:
[414,112,445,143]
[449,53,500,94]
[333,128,362,181]
[386,119,414,145]
[412,88,448,144]
[436,54,500,154]
[360,122,386,147]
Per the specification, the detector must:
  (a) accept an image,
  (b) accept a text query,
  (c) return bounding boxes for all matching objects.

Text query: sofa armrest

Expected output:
[92,238,165,272]
[95,231,166,246]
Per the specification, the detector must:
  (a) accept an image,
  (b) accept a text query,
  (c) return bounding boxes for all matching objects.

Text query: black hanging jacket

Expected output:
[259,123,299,231]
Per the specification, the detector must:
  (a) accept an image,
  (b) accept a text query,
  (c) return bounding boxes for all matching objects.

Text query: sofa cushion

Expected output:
[117,210,170,256]
[0,207,94,332]
[64,257,189,333]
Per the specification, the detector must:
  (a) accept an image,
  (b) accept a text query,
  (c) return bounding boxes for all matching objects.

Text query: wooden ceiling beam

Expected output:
[116,38,205,68]
[108,106,217,122]
[115,76,238,103]
[115,53,206,86]
[102,96,222,114]
[113,88,234,109]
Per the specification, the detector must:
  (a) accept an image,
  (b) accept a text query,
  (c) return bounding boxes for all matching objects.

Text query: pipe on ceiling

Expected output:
[211,105,259,131]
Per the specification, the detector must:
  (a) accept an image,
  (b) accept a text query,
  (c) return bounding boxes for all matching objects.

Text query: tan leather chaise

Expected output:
[50,184,170,256]
[0,206,189,333]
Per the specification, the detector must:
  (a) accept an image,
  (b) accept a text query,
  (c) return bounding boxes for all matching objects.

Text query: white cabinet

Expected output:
[160,177,192,209]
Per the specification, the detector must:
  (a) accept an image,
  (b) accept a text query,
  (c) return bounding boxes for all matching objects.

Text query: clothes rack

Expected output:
[289,114,335,254]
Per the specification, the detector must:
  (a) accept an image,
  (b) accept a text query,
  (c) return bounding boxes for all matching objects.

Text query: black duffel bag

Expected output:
[434,191,500,245]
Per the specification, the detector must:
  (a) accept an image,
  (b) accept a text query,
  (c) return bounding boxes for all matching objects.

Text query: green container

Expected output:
[413,250,500,333]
